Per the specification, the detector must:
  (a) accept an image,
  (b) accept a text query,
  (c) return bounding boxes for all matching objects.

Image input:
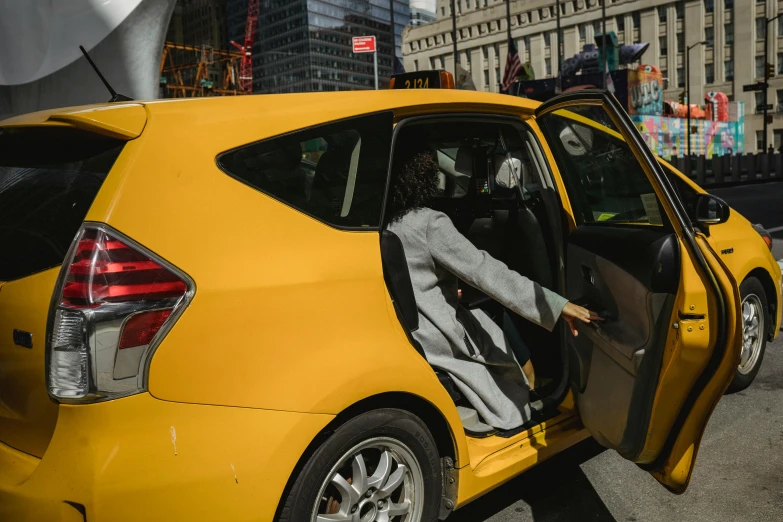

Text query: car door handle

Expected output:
[581,265,594,285]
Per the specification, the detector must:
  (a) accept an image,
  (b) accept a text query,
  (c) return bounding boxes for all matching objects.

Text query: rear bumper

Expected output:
[0,393,333,521]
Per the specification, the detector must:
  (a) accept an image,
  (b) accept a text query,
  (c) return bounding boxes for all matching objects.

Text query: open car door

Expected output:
[532,90,741,493]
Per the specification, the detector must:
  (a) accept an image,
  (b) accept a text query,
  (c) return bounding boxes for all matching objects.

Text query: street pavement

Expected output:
[448,182,783,522]
[449,334,783,522]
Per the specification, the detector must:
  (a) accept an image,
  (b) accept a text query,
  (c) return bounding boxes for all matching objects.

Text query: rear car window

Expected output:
[0,127,123,281]
[217,111,393,229]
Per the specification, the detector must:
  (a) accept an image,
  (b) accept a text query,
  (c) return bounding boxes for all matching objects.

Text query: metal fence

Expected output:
[672,153,783,188]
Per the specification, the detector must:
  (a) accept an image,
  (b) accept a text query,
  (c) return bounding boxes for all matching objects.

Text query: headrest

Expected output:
[454,146,473,176]
[493,153,527,190]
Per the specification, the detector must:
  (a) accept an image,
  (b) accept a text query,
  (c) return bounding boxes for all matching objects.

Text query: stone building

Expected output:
[403,0,783,152]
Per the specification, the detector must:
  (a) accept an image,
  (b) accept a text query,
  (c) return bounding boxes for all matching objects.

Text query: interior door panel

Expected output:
[535,89,741,492]
[566,225,679,456]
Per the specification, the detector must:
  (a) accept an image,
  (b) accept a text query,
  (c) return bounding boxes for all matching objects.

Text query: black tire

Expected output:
[277,408,442,522]
[727,277,768,393]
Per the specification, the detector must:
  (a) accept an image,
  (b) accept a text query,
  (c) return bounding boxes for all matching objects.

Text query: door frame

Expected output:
[383,111,575,412]
[534,90,734,469]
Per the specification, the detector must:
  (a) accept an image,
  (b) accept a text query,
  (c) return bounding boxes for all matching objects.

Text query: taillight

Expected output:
[47,225,194,402]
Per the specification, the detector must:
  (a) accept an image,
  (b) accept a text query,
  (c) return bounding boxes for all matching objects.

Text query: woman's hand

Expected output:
[561,302,603,337]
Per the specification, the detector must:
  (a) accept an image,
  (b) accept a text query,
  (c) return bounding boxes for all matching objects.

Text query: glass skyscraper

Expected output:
[250,0,409,93]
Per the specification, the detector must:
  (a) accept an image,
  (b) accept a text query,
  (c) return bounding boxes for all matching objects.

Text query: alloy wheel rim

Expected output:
[311,436,423,522]
[739,293,764,375]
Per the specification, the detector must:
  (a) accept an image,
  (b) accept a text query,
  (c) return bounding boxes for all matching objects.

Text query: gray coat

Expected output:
[387,208,568,430]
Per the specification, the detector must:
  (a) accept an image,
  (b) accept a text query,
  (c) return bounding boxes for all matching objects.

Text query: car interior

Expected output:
[380,117,570,438]
[381,108,689,458]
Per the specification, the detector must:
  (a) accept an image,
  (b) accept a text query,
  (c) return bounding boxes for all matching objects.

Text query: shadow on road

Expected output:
[450,438,617,522]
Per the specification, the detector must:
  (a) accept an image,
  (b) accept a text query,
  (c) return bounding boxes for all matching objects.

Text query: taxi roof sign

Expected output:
[389,70,455,90]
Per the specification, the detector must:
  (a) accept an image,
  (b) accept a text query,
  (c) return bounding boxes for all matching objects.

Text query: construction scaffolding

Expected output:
[159,42,248,98]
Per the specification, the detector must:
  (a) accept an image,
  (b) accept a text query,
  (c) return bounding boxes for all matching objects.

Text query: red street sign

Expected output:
[352,36,376,53]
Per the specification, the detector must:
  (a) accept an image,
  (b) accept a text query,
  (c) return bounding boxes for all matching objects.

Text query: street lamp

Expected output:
[686,41,707,158]
[763,13,783,151]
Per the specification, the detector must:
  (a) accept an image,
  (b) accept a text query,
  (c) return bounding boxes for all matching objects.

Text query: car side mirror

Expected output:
[695,194,730,226]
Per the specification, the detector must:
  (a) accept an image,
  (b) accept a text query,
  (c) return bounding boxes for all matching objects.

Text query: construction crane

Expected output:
[159,42,247,98]
[230,0,260,93]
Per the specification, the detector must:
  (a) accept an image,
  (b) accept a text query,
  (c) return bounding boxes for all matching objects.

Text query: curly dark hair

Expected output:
[388,149,440,223]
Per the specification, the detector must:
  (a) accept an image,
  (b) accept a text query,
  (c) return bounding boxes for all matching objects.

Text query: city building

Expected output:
[402,0,783,152]
[411,0,438,25]
[243,0,409,93]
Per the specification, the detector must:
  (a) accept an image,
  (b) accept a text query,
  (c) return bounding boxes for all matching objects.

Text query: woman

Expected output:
[387,148,599,430]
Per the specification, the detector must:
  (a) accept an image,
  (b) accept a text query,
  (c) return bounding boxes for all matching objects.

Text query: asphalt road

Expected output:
[449,337,783,522]
[448,182,783,522]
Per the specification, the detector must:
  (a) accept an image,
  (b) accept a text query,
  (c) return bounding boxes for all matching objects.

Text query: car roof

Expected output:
[1,90,540,135]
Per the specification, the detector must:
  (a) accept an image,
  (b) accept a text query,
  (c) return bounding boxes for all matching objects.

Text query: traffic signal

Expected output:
[766,62,775,79]
[679,91,685,104]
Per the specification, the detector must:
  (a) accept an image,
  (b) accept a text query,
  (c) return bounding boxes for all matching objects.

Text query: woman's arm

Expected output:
[426,211,568,331]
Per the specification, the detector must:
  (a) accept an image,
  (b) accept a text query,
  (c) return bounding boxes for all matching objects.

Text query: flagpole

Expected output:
[504,0,511,93]
[451,0,459,74]
[601,0,606,90]
[556,0,562,93]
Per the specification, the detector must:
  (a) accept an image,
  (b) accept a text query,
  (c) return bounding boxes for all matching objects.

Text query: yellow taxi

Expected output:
[0,73,779,522]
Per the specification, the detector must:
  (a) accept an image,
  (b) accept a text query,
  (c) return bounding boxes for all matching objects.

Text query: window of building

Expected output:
[757,0,765,3]
[483,69,489,87]
[704,0,713,13]
[441,6,445,16]
[544,31,551,47]
[658,5,667,22]
[217,113,393,229]
[676,1,684,19]
[778,53,783,74]
[756,92,764,112]
[493,43,500,59]
[677,32,684,52]
[579,24,586,40]
[617,16,625,32]
[594,20,602,34]
[724,0,733,7]
[705,26,713,47]
[495,67,500,86]
[725,23,733,44]
[725,59,734,80]
[756,55,765,78]
[466,0,471,8]
[705,63,714,83]
[414,59,419,71]
[632,11,640,29]
[779,20,783,37]
[677,67,685,87]
[482,46,488,59]
[757,17,766,40]
[660,36,668,55]
[757,131,764,152]
[777,89,783,112]
[466,52,471,66]
[546,57,552,76]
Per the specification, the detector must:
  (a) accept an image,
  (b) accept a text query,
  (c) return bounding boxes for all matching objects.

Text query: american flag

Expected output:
[501,39,522,93]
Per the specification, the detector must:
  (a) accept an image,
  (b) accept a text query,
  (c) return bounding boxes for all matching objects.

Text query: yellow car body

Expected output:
[0,89,778,521]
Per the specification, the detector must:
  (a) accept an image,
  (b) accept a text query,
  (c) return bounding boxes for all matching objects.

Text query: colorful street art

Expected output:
[628,65,663,116]
[631,113,745,159]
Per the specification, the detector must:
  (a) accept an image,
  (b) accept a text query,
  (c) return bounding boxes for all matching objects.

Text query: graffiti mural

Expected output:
[631,114,745,159]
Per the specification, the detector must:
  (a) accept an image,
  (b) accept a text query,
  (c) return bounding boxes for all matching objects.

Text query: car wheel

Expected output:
[727,277,768,393]
[276,408,442,522]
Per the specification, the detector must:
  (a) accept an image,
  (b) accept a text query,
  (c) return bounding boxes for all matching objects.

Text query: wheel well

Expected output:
[745,268,777,340]
[272,392,457,521]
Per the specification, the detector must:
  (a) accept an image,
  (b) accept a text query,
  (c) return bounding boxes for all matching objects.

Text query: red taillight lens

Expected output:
[119,309,174,349]
[62,229,187,308]
[48,225,193,402]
